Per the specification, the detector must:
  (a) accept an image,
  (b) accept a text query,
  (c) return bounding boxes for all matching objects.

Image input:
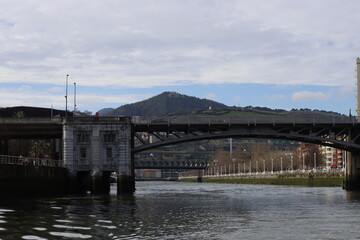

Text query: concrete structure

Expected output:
[4,117,360,193]
[63,117,134,194]
[357,57,360,118]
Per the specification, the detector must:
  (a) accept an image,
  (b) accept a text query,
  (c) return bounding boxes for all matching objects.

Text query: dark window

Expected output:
[77,133,90,143]
[106,147,112,159]
[104,134,116,143]
[80,147,87,160]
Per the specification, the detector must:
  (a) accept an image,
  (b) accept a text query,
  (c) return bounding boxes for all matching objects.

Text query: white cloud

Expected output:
[204,93,218,100]
[0,0,359,115]
[291,91,331,102]
[0,85,149,112]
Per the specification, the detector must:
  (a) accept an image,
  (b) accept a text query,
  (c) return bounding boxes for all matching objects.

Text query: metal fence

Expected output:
[131,115,355,125]
[0,155,64,167]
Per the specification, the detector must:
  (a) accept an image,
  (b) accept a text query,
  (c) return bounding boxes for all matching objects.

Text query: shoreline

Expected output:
[179,171,344,187]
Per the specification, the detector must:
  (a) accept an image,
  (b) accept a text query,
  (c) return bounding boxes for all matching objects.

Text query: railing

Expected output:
[65,116,129,123]
[0,117,63,123]
[0,155,64,167]
[132,115,356,125]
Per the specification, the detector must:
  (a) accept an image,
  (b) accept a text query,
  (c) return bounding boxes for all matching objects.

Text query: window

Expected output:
[104,133,116,143]
[80,147,87,160]
[106,147,113,159]
[77,133,90,143]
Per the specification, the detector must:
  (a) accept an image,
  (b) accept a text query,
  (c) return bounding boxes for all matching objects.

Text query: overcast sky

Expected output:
[1,0,359,114]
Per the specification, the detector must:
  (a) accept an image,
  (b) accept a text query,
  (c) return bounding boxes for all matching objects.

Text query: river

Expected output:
[0,181,360,239]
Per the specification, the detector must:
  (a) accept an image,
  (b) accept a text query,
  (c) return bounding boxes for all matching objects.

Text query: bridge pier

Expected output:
[91,171,111,194]
[63,117,135,195]
[345,151,360,190]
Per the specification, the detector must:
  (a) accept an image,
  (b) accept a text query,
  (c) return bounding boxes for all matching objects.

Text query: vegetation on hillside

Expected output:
[107,91,228,116]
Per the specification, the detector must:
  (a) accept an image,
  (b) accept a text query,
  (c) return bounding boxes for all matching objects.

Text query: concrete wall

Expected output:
[0,164,68,197]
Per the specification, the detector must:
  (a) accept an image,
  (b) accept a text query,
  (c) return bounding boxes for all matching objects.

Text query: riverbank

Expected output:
[179,171,344,187]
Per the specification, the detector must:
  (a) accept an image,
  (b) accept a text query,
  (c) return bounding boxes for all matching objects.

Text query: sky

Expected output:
[1,0,360,115]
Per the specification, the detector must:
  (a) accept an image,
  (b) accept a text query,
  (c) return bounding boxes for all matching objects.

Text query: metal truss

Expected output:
[132,122,360,153]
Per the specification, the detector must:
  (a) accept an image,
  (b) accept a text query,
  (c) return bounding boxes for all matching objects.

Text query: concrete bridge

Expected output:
[1,115,360,195]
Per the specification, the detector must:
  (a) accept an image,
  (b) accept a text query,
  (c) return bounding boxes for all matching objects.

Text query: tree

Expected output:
[30,140,51,158]
[12,111,25,119]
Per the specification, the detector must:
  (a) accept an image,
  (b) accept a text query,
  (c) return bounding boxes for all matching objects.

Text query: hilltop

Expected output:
[102,91,348,122]
[106,91,228,116]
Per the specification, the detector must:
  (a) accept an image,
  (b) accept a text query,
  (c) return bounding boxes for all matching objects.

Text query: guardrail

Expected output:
[0,117,63,123]
[132,115,356,125]
[0,155,64,167]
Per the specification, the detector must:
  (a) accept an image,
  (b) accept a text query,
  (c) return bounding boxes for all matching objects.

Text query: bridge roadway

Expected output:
[1,116,360,191]
[1,116,360,152]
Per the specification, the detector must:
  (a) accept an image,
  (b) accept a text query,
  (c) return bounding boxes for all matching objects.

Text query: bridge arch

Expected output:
[133,123,360,153]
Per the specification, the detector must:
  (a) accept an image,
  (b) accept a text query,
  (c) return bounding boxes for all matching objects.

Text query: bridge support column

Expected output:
[117,174,135,193]
[345,151,360,190]
[117,135,135,194]
[91,171,111,194]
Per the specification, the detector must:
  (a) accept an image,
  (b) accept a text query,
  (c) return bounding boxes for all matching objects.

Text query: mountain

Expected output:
[106,91,228,116]
[97,108,114,116]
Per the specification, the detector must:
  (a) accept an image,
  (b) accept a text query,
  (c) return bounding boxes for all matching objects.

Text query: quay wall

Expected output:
[180,172,344,187]
[0,164,68,197]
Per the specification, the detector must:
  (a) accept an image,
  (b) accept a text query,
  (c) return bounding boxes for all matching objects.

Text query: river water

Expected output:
[1,181,360,240]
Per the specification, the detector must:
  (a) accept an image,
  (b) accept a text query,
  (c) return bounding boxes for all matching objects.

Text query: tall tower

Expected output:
[357,58,360,118]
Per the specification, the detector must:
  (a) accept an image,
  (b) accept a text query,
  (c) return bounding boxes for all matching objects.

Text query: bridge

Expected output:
[1,115,360,195]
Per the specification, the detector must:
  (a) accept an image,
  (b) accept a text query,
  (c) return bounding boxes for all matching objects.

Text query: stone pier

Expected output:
[345,151,360,190]
[63,117,134,194]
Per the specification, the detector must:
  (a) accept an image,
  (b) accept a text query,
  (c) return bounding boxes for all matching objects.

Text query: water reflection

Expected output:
[0,182,359,239]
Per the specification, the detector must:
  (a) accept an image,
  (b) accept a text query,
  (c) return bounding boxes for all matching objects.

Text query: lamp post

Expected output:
[314,152,317,172]
[280,157,283,174]
[73,82,77,115]
[271,158,274,173]
[263,159,265,174]
[290,155,293,173]
[65,74,69,118]
[302,153,305,173]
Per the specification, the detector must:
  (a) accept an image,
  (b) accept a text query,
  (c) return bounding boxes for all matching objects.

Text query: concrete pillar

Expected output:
[345,151,360,190]
[117,174,135,193]
[117,124,135,194]
[91,171,111,194]
[197,170,203,182]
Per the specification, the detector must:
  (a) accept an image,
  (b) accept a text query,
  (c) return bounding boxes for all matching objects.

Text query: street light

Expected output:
[73,82,77,115]
[302,153,305,173]
[263,159,265,174]
[65,74,69,118]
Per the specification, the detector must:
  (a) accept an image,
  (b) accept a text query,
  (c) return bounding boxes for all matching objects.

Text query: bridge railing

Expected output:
[0,155,64,167]
[132,115,355,125]
[0,117,63,123]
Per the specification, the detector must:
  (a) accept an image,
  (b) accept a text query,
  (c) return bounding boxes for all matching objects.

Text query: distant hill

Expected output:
[104,91,349,123]
[97,108,114,116]
[107,91,228,116]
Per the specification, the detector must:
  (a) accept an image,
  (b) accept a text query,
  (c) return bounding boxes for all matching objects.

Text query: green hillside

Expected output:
[107,91,228,116]
[105,91,349,123]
